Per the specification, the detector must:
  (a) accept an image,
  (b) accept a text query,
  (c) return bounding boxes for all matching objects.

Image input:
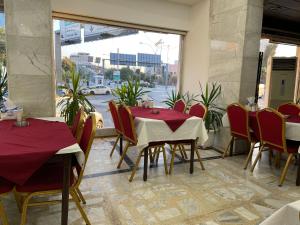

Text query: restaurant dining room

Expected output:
[0,0,300,224]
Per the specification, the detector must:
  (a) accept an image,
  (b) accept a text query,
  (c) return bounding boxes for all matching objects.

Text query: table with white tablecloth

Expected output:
[260,200,300,225]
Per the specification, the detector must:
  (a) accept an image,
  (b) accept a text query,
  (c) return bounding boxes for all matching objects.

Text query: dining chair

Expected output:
[278,102,300,116]
[168,103,207,174]
[173,99,186,113]
[116,105,168,182]
[0,178,14,225]
[14,113,97,225]
[108,100,123,157]
[250,108,299,186]
[222,103,260,169]
[71,108,85,142]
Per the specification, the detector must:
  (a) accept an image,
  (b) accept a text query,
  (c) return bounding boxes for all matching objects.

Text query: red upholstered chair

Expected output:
[117,105,168,181]
[71,108,84,142]
[278,102,300,116]
[108,101,123,157]
[168,103,208,174]
[15,113,97,225]
[0,178,14,225]
[173,99,186,113]
[222,103,260,169]
[250,108,299,186]
[189,103,207,119]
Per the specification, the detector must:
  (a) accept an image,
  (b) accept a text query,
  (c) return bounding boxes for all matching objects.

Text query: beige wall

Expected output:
[51,0,191,32]
[181,0,210,95]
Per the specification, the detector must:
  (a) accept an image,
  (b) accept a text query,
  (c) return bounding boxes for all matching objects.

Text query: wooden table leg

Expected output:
[296,153,300,186]
[143,148,148,181]
[190,140,195,174]
[61,154,71,225]
[119,135,123,155]
[229,138,234,156]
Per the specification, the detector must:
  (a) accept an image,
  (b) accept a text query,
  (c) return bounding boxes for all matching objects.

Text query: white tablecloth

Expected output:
[134,116,208,150]
[222,113,300,152]
[38,117,85,167]
[260,200,300,225]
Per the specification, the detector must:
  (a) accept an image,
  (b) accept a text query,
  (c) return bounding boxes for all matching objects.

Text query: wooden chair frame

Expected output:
[278,102,300,115]
[14,114,97,225]
[250,108,295,186]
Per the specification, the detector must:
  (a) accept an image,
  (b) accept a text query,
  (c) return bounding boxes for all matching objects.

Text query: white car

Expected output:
[83,86,111,95]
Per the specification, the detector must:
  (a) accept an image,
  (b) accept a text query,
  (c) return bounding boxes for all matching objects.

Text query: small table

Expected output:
[0,117,83,225]
[131,107,208,181]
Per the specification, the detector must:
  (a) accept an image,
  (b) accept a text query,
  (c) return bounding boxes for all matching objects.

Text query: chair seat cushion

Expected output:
[0,178,14,194]
[16,163,75,193]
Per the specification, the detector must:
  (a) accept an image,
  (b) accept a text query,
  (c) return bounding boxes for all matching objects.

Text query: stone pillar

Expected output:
[5,0,55,117]
[209,0,263,105]
[209,0,264,152]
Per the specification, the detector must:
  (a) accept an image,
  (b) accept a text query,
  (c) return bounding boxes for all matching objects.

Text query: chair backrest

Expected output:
[108,100,122,134]
[257,108,286,152]
[189,103,207,119]
[71,109,84,142]
[118,105,137,144]
[76,113,97,186]
[227,103,250,141]
[278,102,300,116]
[173,99,185,113]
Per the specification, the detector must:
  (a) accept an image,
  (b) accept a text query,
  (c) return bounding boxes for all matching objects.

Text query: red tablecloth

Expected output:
[131,107,192,132]
[0,118,77,185]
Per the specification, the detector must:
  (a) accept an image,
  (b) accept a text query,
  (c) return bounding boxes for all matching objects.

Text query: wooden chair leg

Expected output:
[70,190,91,225]
[13,189,23,213]
[155,147,160,164]
[76,187,86,204]
[195,149,205,170]
[222,136,234,158]
[179,145,188,159]
[279,153,293,186]
[0,200,9,225]
[250,144,264,172]
[162,146,169,175]
[20,194,32,225]
[268,149,273,165]
[169,145,177,174]
[109,135,120,157]
[244,142,255,169]
[129,150,144,182]
[117,141,130,169]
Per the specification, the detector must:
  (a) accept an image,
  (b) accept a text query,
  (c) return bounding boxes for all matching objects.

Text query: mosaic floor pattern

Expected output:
[1,138,299,225]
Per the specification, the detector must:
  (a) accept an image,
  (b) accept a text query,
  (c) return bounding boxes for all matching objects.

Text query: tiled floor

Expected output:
[2,138,300,225]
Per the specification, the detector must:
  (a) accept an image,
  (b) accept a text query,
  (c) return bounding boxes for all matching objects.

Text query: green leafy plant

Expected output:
[112,78,149,106]
[162,90,198,112]
[57,69,95,125]
[0,65,7,101]
[199,82,225,132]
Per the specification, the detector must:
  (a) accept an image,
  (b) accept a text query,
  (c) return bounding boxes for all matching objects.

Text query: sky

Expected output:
[0,13,5,27]
[54,20,181,65]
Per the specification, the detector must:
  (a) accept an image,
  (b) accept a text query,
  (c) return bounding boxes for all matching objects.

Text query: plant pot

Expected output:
[202,129,216,149]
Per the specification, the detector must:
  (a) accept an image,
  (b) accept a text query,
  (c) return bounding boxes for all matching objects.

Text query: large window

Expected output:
[53,19,182,127]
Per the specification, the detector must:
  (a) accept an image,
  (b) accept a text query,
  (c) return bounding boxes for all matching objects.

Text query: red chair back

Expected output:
[278,103,300,116]
[257,108,286,152]
[118,105,137,144]
[76,113,96,184]
[108,101,122,134]
[227,103,250,140]
[189,103,207,119]
[173,99,185,113]
[71,109,83,136]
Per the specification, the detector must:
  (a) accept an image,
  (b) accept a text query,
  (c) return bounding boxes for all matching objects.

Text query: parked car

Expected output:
[82,86,111,95]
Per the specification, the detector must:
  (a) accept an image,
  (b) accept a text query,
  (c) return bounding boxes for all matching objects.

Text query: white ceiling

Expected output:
[167,0,202,5]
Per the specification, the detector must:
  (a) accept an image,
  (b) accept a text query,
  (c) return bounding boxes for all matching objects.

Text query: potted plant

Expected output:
[57,68,95,125]
[0,64,7,111]
[199,82,225,148]
[162,90,198,112]
[112,78,149,106]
